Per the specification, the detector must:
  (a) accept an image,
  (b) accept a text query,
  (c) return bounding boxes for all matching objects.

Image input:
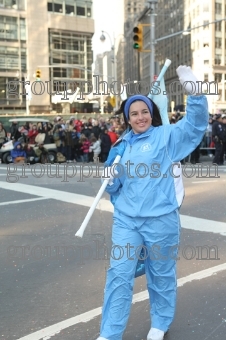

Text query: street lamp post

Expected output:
[147,0,158,84]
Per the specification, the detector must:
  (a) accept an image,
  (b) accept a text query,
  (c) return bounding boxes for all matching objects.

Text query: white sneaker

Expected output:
[96,337,108,340]
[147,327,164,340]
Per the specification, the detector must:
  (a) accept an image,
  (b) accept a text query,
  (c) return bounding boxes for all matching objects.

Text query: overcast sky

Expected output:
[92,0,124,58]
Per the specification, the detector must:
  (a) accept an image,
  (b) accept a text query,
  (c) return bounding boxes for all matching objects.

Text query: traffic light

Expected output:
[108,96,116,108]
[36,69,41,80]
[133,24,143,51]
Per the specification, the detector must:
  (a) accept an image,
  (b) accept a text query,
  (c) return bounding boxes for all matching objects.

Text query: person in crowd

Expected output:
[37,122,53,144]
[18,125,28,142]
[221,114,226,162]
[10,121,21,141]
[80,136,90,163]
[74,119,83,134]
[53,124,66,155]
[11,141,27,163]
[64,120,74,162]
[34,143,49,164]
[92,120,101,139]
[205,115,214,157]
[89,136,101,163]
[100,128,112,162]
[73,132,82,161]
[212,114,224,165]
[0,122,6,147]
[27,124,39,144]
[170,115,177,124]
[23,143,36,163]
[108,126,118,145]
[96,66,208,340]
[71,126,80,161]
[190,143,201,164]
[81,123,92,139]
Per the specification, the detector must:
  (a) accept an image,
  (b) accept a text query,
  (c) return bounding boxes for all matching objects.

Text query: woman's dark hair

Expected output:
[115,97,162,130]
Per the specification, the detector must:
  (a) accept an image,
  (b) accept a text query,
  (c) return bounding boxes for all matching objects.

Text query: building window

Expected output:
[47,2,53,11]
[47,0,93,18]
[204,74,208,81]
[53,68,67,77]
[0,76,24,105]
[49,30,93,82]
[87,6,91,17]
[196,6,199,16]
[47,0,64,14]
[55,3,63,13]
[0,16,18,40]
[77,5,85,16]
[215,3,222,15]
[203,3,209,12]
[47,1,63,13]
[20,17,26,40]
[203,21,209,29]
[218,89,222,100]
[0,0,25,10]
[0,0,17,9]
[215,37,222,48]
[215,54,221,65]
[65,3,74,15]
[215,73,222,82]
[0,46,20,70]
[215,21,221,31]
[204,60,209,65]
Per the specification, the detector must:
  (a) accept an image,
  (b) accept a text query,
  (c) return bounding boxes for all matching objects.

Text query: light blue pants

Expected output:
[100,209,181,340]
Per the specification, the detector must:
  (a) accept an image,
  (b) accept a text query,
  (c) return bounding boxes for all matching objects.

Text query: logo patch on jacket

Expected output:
[141,143,152,152]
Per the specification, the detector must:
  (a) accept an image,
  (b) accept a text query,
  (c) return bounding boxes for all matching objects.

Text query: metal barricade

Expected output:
[200,131,215,155]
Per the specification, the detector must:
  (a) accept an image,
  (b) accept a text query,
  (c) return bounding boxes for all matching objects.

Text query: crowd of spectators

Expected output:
[0,115,125,164]
[51,115,125,163]
[1,109,225,165]
[169,111,226,164]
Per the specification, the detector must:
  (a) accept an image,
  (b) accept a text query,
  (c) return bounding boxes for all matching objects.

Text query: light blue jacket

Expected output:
[105,95,208,217]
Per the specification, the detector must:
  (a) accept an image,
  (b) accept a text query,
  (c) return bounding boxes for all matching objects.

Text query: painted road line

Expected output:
[0,181,113,212]
[180,215,226,236]
[0,181,226,235]
[16,262,226,340]
[192,180,219,183]
[0,197,49,206]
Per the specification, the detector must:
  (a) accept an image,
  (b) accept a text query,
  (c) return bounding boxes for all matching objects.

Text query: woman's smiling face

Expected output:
[128,100,152,134]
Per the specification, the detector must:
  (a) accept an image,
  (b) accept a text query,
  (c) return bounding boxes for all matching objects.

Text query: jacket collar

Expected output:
[122,125,155,142]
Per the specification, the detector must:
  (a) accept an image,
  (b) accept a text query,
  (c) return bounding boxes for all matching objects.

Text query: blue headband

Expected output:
[124,95,153,119]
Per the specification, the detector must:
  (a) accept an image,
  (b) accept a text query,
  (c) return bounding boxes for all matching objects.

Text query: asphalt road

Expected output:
[0,160,226,340]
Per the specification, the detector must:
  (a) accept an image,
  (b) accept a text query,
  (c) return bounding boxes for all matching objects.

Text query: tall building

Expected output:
[124,0,146,21]
[93,50,116,113]
[117,0,226,113]
[0,0,94,114]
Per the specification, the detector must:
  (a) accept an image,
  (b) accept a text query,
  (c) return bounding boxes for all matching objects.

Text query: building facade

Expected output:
[0,0,94,114]
[117,0,226,113]
[93,50,116,113]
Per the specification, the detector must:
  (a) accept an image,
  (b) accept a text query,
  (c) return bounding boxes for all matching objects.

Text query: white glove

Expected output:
[176,65,199,95]
[101,166,118,186]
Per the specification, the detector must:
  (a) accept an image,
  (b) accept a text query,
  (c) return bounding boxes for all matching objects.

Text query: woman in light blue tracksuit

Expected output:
[96,66,209,340]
